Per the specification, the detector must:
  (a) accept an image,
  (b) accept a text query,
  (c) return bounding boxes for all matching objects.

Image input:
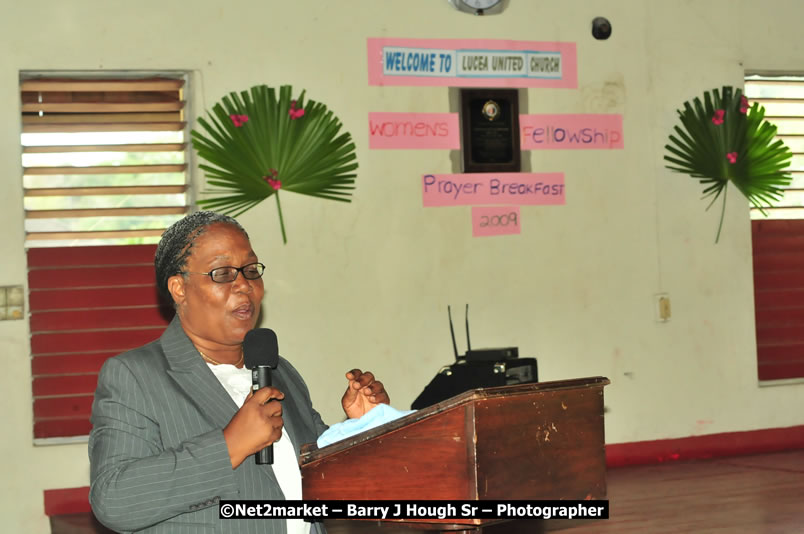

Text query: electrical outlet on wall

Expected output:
[0,286,24,320]
[654,293,671,322]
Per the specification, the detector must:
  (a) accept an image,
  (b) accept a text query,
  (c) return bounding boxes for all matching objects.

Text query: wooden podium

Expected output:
[299,377,609,533]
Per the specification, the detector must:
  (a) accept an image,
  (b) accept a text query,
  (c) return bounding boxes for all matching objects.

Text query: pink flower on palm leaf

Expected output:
[289,100,305,120]
[229,114,249,127]
[263,169,281,190]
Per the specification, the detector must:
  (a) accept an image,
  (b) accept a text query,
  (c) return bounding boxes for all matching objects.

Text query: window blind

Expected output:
[747,75,804,382]
[22,75,187,439]
[29,244,173,439]
[21,76,189,246]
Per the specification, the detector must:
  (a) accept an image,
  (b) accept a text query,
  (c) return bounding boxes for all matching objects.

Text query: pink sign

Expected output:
[422,173,565,207]
[368,38,577,89]
[520,114,624,149]
[369,112,460,149]
[472,206,521,237]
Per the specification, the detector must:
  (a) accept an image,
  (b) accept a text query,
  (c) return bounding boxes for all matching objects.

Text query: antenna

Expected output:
[448,305,460,361]
[465,303,472,352]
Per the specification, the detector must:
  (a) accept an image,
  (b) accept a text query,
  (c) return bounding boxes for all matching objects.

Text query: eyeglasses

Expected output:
[180,262,266,283]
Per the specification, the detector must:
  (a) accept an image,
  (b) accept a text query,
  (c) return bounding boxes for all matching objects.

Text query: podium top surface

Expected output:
[300,375,609,465]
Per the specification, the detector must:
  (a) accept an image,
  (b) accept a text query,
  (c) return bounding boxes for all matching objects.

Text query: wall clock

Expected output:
[448,0,507,16]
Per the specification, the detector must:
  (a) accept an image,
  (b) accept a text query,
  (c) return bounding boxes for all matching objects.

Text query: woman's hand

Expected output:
[223,387,285,469]
[341,369,390,419]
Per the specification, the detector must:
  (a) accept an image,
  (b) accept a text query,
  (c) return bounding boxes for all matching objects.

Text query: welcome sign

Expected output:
[368,38,578,88]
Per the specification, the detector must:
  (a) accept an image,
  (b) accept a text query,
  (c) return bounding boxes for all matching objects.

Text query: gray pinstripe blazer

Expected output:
[89,317,329,534]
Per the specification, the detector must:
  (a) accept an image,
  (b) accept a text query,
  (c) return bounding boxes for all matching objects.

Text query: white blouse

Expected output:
[206,362,310,534]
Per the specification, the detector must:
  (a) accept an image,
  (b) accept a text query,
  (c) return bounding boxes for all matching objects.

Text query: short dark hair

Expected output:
[154,211,250,303]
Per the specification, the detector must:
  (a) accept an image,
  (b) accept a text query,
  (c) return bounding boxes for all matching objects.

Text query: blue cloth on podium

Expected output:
[316,404,416,448]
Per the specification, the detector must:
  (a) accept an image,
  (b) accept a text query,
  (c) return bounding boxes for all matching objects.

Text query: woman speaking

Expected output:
[89,211,389,534]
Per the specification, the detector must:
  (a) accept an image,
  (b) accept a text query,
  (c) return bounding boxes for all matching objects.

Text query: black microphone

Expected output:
[243,328,280,465]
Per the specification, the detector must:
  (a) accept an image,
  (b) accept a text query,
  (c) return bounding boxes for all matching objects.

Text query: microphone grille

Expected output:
[243,328,279,369]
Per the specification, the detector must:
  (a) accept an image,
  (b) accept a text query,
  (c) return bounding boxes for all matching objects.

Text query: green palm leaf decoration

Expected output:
[191,85,358,243]
[664,86,792,242]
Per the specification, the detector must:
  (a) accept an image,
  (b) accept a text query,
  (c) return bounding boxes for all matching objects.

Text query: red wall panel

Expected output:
[752,219,804,381]
[33,375,99,397]
[34,395,94,419]
[29,244,157,268]
[29,286,164,310]
[28,265,156,289]
[31,328,166,355]
[27,244,174,439]
[32,353,118,375]
[35,419,93,439]
[43,486,92,515]
[30,307,171,332]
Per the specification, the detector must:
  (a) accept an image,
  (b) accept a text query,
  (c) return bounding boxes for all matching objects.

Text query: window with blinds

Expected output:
[745,76,804,219]
[29,244,172,439]
[22,75,186,440]
[747,75,804,383]
[21,76,189,246]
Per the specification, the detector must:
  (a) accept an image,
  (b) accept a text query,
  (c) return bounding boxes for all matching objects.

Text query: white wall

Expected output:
[1,1,803,531]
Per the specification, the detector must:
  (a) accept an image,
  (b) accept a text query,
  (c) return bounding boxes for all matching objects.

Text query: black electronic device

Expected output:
[243,328,279,465]
[411,305,538,410]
